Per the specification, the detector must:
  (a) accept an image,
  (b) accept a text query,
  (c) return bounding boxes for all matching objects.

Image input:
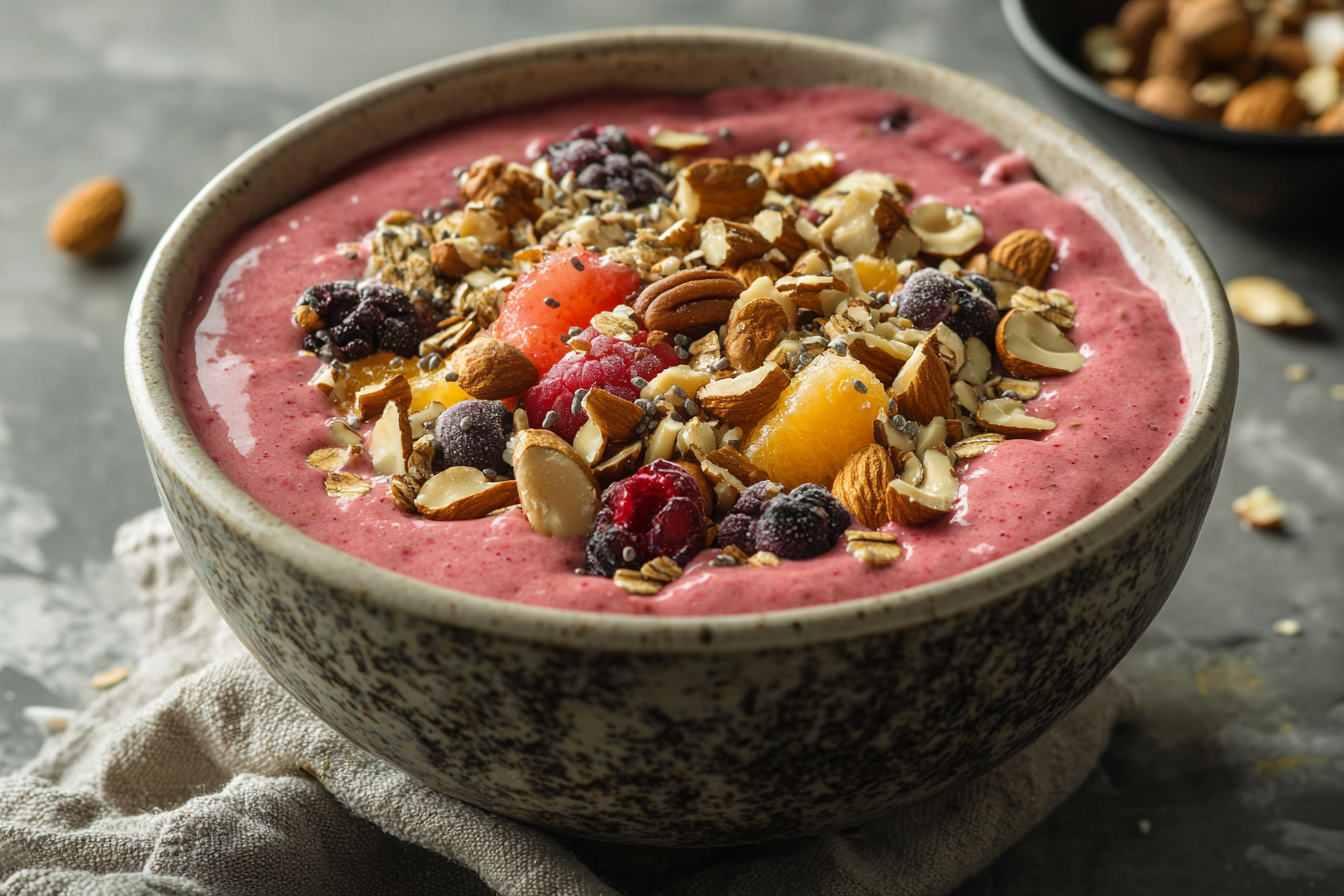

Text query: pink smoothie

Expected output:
[177,86,1189,616]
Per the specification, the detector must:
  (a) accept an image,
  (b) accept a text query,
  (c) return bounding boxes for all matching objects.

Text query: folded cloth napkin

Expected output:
[0,509,1133,896]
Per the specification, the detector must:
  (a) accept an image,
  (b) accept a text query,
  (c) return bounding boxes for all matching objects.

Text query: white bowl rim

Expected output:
[125,26,1236,654]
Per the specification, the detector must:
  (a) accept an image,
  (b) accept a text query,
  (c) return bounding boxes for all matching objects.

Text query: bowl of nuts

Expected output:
[1003,0,1344,222]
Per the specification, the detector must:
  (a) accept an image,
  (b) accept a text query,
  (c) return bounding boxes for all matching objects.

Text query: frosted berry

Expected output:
[541,125,667,205]
[586,460,707,575]
[432,400,514,473]
[524,327,678,442]
[896,269,957,329]
[947,290,1000,346]
[716,481,847,561]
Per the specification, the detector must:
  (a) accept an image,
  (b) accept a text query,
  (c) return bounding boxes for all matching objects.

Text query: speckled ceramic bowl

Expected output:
[125,28,1236,846]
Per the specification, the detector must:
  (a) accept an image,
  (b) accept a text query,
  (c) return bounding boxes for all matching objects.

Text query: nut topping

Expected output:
[995,310,1086,378]
[368,400,413,476]
[1225,276,1316,329]
[458,155,543,224]
[674,159,769,222]
[414,467,520,521]
[582,388,646,442]
[833,443,896,529]
[699,219,771,268]
[723,296,788,372]
[908,203,984,257]
[354,374,412,420]
[1232,485,1285,529]
[1009,285,1077,329]
[513,429,601,537]
[696,362,790,428]
[886,447,958,525]
[634,268,742,337]
[974,398,1056,435]
[989,230,1055,288]
[889,338,951,426]
[450,337,541,400]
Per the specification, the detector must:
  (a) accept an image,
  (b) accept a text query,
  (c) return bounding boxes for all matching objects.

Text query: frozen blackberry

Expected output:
[896,269,958,329]
[322,282,431,362]
[948,290,1001,346]
[957,272,997,304]
[541,125,668,206]
[715,482,846,561]
[585,460,706,576]
[298,280,360,324]
[432,400,514,473]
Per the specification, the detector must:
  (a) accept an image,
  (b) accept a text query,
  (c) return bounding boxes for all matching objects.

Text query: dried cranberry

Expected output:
[585,460,707,576]
[896,269,958,329]
[314,282,429,361]
[432,400,514,474]
[298,280,359,325]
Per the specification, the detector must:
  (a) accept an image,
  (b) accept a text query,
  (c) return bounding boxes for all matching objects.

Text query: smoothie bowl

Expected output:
[126,28,1235,845]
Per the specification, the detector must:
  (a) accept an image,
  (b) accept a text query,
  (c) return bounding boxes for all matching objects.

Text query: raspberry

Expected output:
[541,125,668,206]
[492,246,642,375]
[301,282,430,362]
[896,269,957,330]
[432,400,514,474]
[586,460,707,575]
[524,327,678,442]
[947,289,1000,346]
[716,481,847,561]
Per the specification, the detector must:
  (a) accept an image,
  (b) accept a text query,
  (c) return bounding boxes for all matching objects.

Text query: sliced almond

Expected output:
[930,323,965,375]
[409,401,446,439]
[702,461,746,514]
[1232,485,1285,529]
[651,128,711,151]
[889,339,950,426]
[887,447,958,525]
[582,388,645,442]
[1225,276,1317,329]
[328,418,363,447]
[844,530,902,568]
[750,209,810,262]
[369,400,413,476]
[420,319,478,359]
[451,337,540,400]
[572,419,607,466]
[593,441,644,486]
[952,380,980,414]
[354,374,412,420]
[958,337,993,386]
[703,446,770,486]
[309,364,347,403]
[644,416,684,464]
[989,229,1055,288]
[974,398,1056,435]
[430,237,483,279]
[641,365,713,404]
[1010,286,1076,329]
[672,460,715,517]
[590,310,639,340]
[996,377,1041,400]
[641,555,685,583]
[699,218,771,268]
[724,295,788,372]
[768,148,836,196]
[818,185,908,260]
[833,443,895,528]
[843,332,912,385]
[307,446,358,473]
[773,273,849,315]
[728,258,785,287]
[996,310,1086,378]
[915,416,947,457]
[659,218,699,250]
[325,470,370,499]
[415,467,520,521]
[512,429,601,537]
[677,417,719,461]
[950,432,1005,461]
[908,203,984,257]
[696,362,790,429]
[674,159,769,223]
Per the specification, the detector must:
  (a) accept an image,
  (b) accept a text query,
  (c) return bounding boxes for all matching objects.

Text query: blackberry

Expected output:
[896,269,958,329]
[957,271,997,304]
[432,400,514,473]
[317,282,431,362]
[541,125,668,205]
[947,290,1001,346]
[715,482,847,561]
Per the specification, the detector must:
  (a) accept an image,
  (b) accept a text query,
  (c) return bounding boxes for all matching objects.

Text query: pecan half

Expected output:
[634,269,742,338]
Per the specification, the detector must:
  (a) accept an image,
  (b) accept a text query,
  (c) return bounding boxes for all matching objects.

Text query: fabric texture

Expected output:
[0,509,1133,896]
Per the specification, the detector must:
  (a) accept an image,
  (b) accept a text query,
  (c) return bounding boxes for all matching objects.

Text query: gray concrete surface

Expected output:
[1,1,1342,892]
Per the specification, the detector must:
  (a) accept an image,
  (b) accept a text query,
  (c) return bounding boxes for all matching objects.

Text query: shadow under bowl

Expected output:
[1003,0,1344,224]
[125,27,1237,846]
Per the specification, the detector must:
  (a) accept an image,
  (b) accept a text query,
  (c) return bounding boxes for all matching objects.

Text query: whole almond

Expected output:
[1147,29,1204,82]
[988,229,1055,288]
[723,296,788,372]
[1171,0,1252,63]
[1223,77,1305,130]
[1265,35,1311,78]
[832,443,895,529]
[47,176,126,256]
[673,159,768,223]
[1135,76,1207,119]
[1116,0,1166,60]
[451,337,540,400]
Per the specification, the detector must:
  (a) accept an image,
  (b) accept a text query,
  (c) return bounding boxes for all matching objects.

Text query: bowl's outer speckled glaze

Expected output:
[126,29,1236,846]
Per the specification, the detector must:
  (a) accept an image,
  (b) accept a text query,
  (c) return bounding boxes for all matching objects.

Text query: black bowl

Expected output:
[1002,0,1344,223]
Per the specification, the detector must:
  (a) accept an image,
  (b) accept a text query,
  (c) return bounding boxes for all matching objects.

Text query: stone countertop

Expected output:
[1,1,1341,891]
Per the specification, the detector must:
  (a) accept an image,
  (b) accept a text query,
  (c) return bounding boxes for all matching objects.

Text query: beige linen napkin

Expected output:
[0,509,1132,896]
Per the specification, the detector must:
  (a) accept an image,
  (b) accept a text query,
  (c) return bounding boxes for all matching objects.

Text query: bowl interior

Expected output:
[127,28,1236,651]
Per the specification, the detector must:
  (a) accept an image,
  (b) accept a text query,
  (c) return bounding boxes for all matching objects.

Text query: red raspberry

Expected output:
[524,327,678,441]
[492,246,641,376]
[586,460,707,575]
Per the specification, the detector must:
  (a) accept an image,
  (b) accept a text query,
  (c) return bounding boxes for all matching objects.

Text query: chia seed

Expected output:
[853,379,867,394]
[675,346,690,360]
[570,257,585,271]
[622,546,637,562]
[482,468,497,480]
[544,297,560,308]
[670,385,688,401]
[719,126,733,140]
[459,417,473,432]
[344,250,358,260]
[631,376,648,388]
[443,371,460,382]
[832,341,849,356]
[542,411,559,430]
[439,198,457,209]
[674,334,689,346]
[1002,389,1021,401]
[713,357,731,371]
[777,140,791,156]
[568,326,583,336]
[746,172,763,187]
[417,353,443,371]
[684,399,700,416]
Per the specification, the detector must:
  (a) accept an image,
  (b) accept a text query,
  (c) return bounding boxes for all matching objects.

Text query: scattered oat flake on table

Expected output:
[89,666,132,689]
[1331,384,1344,402]
[1284,364,1310,382]
[1225,277,1316,329]
[1272,618,1303,637]
[1233,485,1285,529]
